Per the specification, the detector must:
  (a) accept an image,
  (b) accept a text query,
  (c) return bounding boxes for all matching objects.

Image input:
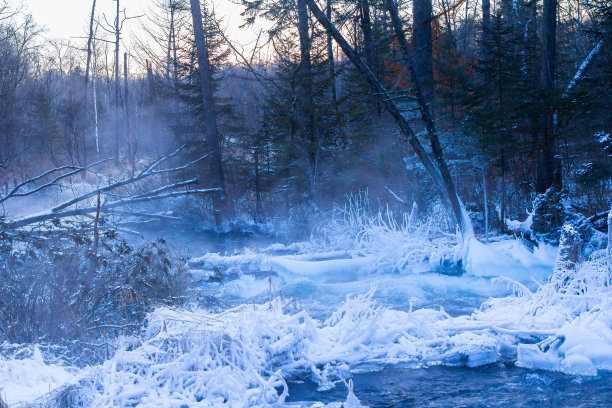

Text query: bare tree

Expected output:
[413,0,433,104]
[297,0,318,200]
[538,0,558,193]
[2,145,219,229]
[188,0,229,226]
[85,0,97,86]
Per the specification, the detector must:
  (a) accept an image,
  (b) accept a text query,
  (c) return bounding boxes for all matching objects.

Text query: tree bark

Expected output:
[85,0,97,86]
[537,0,558,193]
[189,0,229,226]
[413,0,433,104]
[360,0,378,121]
[326,0,336,105]
[297,0,317,200]
[481,0,490,53]
[114,0,120,166]
[386,0,468,235]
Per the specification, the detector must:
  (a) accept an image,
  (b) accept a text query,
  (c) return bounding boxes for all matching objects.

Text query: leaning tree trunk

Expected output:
[304,0,470,236]
[189,0,229,226]
[386,0,468,236]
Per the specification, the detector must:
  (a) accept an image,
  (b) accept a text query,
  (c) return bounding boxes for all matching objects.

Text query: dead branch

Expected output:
[2,145,219,230]
[10,188,221,229]
[52,146,208,213]
[0,159,111,204]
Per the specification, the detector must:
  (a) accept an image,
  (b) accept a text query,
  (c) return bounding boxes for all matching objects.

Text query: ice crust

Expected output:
[5,233,612,407]
[0,346,78,406]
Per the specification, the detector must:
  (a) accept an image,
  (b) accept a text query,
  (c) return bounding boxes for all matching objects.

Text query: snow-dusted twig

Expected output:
[0,158,111,204]
[52,147,209,213]
[10,188,221,228]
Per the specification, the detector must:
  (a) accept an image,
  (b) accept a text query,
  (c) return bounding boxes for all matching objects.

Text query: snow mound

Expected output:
[0,346,79,406]
[464,237,555,280]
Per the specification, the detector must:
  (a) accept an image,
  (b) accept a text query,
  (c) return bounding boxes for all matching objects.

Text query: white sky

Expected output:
[16,0,258,47]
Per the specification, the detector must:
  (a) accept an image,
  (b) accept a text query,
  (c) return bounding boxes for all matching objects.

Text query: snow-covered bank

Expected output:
[0,346,79,406]
[38,245,612,406]
[8,213,612,407]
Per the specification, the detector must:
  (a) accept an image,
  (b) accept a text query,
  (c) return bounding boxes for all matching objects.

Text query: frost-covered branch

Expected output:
[0,159,110,204]
[52,147,209,213]
[564,39,604,97]
[2,146,219,229]
[9,187,221,228]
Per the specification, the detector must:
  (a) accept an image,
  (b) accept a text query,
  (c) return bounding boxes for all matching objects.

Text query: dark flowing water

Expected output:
[287,365,612,407]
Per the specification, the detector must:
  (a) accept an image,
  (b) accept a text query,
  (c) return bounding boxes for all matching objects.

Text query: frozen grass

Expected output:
[309,192,454,273]
[470,249,612,375]
[5,248,611,406]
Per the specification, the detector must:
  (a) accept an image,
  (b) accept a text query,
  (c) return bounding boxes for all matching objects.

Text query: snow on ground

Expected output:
[39,246,612,406]
[5,243,612,407]
[3,199,609,407]
[0,346,79,406]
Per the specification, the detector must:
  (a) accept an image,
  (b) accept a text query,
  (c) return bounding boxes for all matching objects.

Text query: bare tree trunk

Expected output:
[483,165,488,242]
[189,0,229,226]
[607,209,611,284]
[413,0,433,104]
[360,0,378,121]
[538,0,558,193]
[326,0,336,105]
[93,47,99,154]
[481,0,490,42]
[171,6,178,83]
[81,0,97,180]
[166,7,173,80]
[85,0,97,85]
[386,0,468,235]
[124,52,135,174]
[500,150,506,234]
[297,0,317,201]
[114,0,120,167]
[93,191,101,256]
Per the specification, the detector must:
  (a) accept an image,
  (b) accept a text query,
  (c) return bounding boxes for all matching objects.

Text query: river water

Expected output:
[128,224,612,407]
[288,365,612,407]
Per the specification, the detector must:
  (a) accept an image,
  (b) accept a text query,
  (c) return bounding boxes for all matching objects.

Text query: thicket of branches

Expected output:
[0,0,609,231]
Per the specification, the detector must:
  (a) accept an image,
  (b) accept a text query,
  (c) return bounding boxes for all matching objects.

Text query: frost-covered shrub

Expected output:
[310,191,449,272]
[528,188,607,254]
[531,187,567,243]
[0,228,190,348]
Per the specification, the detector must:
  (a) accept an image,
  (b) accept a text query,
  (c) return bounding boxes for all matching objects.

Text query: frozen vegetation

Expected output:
[1,199,610,407]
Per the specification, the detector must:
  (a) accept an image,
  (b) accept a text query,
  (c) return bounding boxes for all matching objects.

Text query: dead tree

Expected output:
[85,0,97,86]
[98,1,139,167]
[303,0,470,236]
[2,146,219,229]
[189,0,229,226]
